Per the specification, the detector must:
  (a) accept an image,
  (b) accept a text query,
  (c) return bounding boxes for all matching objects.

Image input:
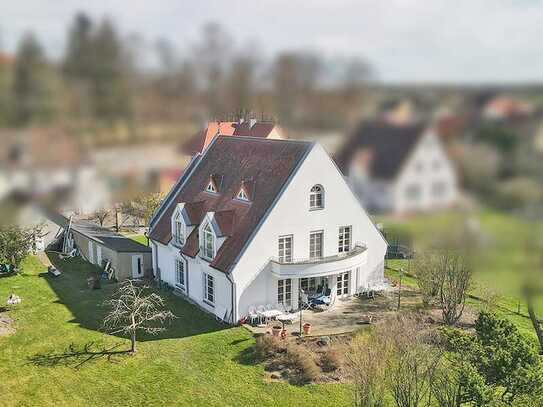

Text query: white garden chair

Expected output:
[247,306,259,326]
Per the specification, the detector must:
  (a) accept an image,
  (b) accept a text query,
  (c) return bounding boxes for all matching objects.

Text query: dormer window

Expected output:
[174,212,185,246]
[206,182,217,193]
[309,185,324,210]
[237,188,249,201]
[201,222,215,260]
[205,174,222,194]
[172,205,186,247]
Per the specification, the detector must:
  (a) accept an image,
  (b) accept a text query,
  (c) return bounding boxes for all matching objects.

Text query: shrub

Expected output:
[254,335,284,360]
[286,344,320,384]
[320,348,343,372]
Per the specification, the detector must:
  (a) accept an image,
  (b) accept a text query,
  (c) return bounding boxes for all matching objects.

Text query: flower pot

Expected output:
[303,323,312,335]
[272,325,282,337]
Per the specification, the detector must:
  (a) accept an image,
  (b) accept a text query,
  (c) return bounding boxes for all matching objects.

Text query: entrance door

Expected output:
[336,271,350,297]
[88,241,94,264]
[132,255,144,278]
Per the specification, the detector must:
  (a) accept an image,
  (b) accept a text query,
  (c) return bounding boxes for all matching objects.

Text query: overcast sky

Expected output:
[2,0,542,84]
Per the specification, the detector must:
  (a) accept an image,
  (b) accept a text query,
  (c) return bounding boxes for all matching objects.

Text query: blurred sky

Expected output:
[2,0,543,83]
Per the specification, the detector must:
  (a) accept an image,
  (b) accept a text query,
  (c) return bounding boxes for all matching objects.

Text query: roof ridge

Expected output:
[217,135,313,146]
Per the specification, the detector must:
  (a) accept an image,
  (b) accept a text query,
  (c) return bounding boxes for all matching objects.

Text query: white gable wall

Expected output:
[393,129,458,213]
[230,143,387,319]
[153,240,232,321]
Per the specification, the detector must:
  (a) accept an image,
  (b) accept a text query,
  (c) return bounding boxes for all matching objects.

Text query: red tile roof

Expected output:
[180,121,280,155]
[150,136,312,273]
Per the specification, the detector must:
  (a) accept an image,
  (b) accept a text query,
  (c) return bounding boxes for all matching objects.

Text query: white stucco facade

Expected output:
[348,129,458,214]
[151,143,387,324]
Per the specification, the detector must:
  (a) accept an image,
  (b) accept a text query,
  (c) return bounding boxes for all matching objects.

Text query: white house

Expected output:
[148,136,387,324]
[335,120,459,214]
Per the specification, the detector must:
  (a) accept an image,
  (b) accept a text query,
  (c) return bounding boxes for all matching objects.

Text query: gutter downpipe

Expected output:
[225,271,236,325]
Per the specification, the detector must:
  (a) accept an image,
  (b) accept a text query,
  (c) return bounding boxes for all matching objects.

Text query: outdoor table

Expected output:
[277,313,297,324]
[258,309,282,323]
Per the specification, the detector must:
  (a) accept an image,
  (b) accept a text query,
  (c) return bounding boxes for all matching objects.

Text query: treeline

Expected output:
[0,12,372,132]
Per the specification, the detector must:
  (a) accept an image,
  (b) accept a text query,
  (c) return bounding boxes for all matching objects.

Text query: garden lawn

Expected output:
[382,208,543,340]
[125,233,148,246]
[0,256,351,407]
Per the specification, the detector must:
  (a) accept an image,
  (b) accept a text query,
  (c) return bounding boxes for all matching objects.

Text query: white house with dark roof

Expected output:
[148,136,387,323]
[335,120,459,214]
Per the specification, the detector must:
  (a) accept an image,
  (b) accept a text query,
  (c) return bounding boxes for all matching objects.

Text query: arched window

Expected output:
[201,222,215,260]
[309,185,324,210]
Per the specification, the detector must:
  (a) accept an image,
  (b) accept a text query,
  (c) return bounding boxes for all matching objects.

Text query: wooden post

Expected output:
[397,268,403,311]
[299,308,303,336]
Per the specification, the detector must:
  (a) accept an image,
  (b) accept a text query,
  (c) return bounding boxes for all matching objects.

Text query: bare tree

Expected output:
[382,314,442,407]
[413,249,472,326]
[191,22,233,117]
[412,251,441,306]
[439,251,472,326]
[121,192,163,229]
[102,280,175,353]
[90,208,110,227]
[346,333,388,407]
[348,314,442,407]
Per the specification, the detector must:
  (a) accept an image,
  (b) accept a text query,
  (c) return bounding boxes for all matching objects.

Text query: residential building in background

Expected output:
[0,129,109,214]
[149,136,387,323]
[180,119,286,157]
[335,120,459,214]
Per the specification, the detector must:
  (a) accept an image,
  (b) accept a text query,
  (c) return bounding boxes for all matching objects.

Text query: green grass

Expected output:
[0,255,351,406]
[381,208,543,339]
[125,233,148,246]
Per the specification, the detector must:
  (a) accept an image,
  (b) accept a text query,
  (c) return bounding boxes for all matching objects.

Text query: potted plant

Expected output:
[303,323,312,335]
[272,325,282,337]
[281,328,287,339]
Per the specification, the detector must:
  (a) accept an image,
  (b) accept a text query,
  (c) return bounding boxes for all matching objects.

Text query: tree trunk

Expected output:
[526,295,543,354]
[130,330,137,353]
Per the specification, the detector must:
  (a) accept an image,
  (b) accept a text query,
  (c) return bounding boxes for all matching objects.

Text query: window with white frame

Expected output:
[405,184,421,201]
[203,272,214,305]
[300,277,317,294]
[432,182,447,198]
[338,226,352,253]
[309,230,323,259]
[237,188,249,201]
[206,181,217,193]
[337,272,349,296]
[175,258,185,289]
[201,222,215,260]
[278,235,293,263]
[277,279,292,307]
[309,185,324,210]
[174,212,185,246]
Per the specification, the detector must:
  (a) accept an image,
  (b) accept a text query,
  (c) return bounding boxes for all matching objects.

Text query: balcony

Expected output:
[270,244,367,279]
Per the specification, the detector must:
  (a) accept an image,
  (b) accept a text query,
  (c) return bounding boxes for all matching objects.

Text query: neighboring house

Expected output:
[0,128,109,215]
[483,96,535,121]
[180,119,286,156]
[335,120,459,214]
[48,212,152,281]
[149,136,387,323]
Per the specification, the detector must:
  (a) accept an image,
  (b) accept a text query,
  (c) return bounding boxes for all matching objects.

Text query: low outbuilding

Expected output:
[48,212,152,281]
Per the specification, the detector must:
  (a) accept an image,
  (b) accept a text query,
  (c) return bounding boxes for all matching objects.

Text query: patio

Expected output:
[243,286,422,337]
